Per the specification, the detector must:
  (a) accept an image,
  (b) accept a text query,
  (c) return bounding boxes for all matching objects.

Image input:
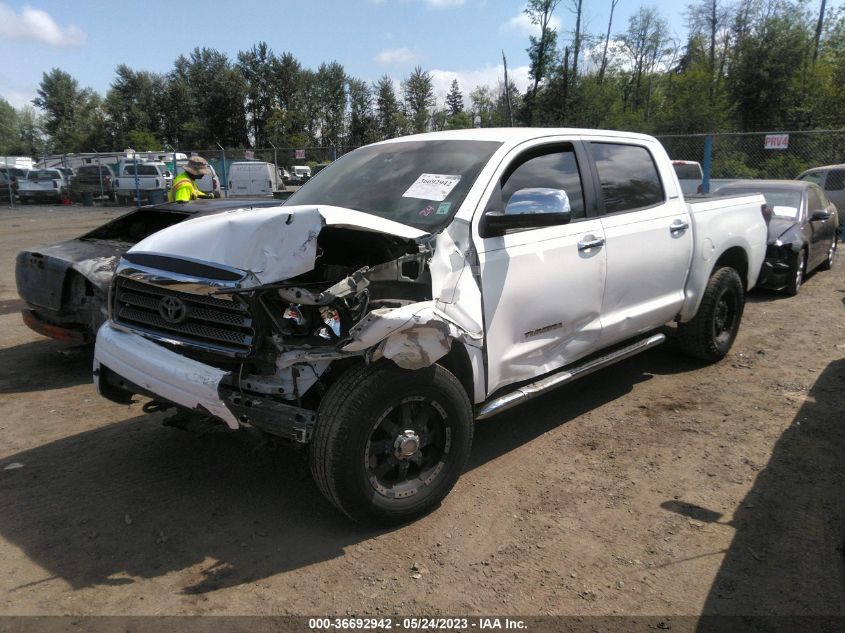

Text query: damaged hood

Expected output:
[767,218,799,244]
[127,204,427,286]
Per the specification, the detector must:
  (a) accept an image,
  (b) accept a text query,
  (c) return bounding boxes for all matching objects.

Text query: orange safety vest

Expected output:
[168,172,203,202]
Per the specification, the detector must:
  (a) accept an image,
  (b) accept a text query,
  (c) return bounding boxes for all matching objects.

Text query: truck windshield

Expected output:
[286,140,502,231]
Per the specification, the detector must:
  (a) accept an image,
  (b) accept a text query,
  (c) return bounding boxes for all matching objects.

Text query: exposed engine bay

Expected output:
[220,226,437,405]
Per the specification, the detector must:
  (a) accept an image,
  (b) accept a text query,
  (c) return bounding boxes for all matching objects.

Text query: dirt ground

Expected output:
[0,204,842,617]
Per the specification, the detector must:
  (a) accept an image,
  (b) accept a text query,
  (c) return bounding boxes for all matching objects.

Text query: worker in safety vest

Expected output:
[168,156,213,202]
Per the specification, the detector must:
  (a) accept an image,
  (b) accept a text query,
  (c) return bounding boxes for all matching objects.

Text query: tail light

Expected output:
[761,204,772,221]
[115,178,120,188]
[212,177,218,189]
[228,181,232,190]
[53,180,58,188]
[696,183,703,194]
[268,180,272,188]
[155,179,160,187]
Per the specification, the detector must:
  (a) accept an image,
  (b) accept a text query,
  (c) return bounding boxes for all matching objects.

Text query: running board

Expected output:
[475,333,666,421]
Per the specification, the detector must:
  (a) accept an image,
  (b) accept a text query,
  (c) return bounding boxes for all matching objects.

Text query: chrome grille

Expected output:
[113,277,254,354]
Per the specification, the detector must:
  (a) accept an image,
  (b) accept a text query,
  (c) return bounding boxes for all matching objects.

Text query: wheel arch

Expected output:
[712,246,749,290]
[436,341,475,403]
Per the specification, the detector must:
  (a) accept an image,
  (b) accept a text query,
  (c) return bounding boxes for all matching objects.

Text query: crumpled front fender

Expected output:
[341,301,476,370]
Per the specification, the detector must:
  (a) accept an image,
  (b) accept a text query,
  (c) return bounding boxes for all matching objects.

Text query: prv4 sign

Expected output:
[764,134,789,150]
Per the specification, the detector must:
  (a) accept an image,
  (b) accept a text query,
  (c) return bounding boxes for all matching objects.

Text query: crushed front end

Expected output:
[93,206,458,443]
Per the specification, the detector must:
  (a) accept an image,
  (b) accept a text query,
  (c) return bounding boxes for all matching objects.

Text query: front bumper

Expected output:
[757,259,792,287]
[94,324,317,441]
[94,323,239,428]
[22,309,91,344]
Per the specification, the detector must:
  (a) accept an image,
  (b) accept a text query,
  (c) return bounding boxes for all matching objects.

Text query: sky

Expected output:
[0,0,834,112]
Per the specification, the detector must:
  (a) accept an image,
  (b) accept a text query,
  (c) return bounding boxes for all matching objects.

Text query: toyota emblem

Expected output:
[158,296,188,324]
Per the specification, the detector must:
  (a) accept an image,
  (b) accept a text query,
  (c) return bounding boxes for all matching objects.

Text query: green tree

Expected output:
[524,0,561,123]
[470,85,496,127]
[237,42,276,147]
[265,52,308,147]
[728,8,812,130]
[374,75,404,139]
[347,77,376,146]
[445,79,464,115]
[33,68,102,153]
[106,64,166,149]
[0,99,18,154]
[445,110,473,130]
[315,62,347,145]
[16,105,44,156]
[403,66,435,133]
[180,48,248,147]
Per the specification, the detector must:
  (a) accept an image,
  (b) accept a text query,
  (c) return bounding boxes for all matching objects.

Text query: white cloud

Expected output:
[375,47,419,65]
[368,0,466,5]
[0,3,85,48]
[429,65,531,108]
[2,89,37,108]
[500,10,561,37]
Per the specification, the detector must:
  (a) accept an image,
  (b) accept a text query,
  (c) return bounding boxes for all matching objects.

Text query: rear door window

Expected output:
[590,143,665,213]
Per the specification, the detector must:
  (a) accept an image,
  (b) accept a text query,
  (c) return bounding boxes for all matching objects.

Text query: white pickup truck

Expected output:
[94,129,767,525]
[17,168,68,203]
[113,160,172,204]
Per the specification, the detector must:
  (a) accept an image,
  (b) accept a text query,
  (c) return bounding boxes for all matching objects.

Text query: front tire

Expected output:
[785,249,806,296]
[310,362,473,526]
[678,266,745,362]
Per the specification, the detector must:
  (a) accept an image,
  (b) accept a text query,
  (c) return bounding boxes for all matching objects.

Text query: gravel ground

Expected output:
[0,204,842,617]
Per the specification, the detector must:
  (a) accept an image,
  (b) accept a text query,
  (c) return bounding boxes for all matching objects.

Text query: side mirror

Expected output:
[810,209,832,221]
[483,188,572,236]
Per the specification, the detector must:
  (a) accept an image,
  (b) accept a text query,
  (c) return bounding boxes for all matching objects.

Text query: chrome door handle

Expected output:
[577,236,605,251]
[670,219,690,232]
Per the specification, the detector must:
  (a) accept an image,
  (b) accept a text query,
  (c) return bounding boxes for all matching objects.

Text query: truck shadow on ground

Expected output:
[745,268,830,304]
[0,339,91,394]
[0,341,704,595]
[665,358,845,624]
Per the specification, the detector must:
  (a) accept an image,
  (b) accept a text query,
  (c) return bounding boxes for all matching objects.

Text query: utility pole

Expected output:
[164,142,178,197]
[502,50,513,126]
[813,0,827,64]
[91,148,104,201]
[217,142,228,198]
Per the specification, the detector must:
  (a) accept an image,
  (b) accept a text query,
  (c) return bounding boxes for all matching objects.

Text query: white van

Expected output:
[227,161,286,196]
[292,165,311,180]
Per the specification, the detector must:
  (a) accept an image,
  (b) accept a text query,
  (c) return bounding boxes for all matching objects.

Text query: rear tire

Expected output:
[819,238,835,271]
[310,362,473,526]
[678,266,745,362]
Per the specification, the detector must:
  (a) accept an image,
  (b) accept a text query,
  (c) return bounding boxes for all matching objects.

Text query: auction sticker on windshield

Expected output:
[402,174,461,202]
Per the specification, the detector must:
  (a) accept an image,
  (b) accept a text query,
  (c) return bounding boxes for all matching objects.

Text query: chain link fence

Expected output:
[17,146,362,207]
[657,130,845,185]
[15,131,845,207]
